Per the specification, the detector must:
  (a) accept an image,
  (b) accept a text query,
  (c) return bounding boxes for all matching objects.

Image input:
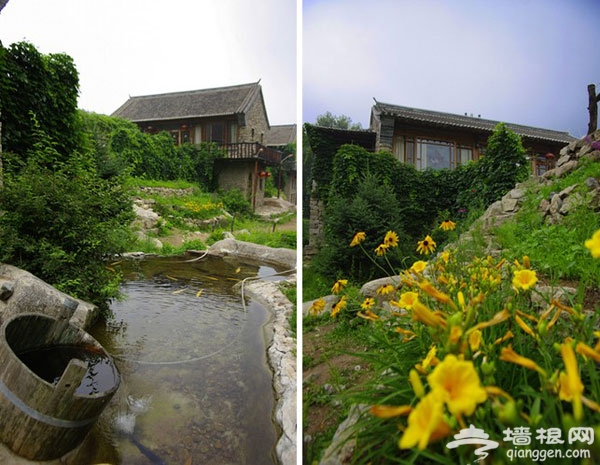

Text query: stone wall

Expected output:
[214,158,267,209]
[306,186,325,256]
[238,95,269,144]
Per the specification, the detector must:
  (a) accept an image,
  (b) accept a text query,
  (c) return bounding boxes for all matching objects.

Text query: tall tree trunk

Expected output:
[588,84,600,135]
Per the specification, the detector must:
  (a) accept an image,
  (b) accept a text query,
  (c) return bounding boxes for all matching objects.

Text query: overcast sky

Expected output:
[0,0,297,125]
[304,0,600,137]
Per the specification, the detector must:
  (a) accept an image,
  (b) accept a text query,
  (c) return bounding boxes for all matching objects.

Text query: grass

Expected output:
[127,179,297,252]
[303,159,600,464]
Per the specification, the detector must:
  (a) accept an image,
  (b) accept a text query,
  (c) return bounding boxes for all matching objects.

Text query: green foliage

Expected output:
[311,124,532,281]
[316,111,363,130]
[315,174,414,282]
[474,122,529,206]
[0,41,80,158]
[0,144,134,311]
[218,188,252,216]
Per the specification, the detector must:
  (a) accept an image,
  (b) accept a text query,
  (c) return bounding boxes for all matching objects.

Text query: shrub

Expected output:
[0,141,134,312]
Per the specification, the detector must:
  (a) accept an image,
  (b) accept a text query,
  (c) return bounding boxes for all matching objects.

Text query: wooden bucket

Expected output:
[0,313,120,461]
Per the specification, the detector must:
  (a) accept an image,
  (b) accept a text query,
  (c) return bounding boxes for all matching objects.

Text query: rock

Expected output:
[501,197,520,213]
[319,405,369,465]
[359,276,402,298]
[585,177,600,190]
[0,264,98,330]
[132,204,160,229]
[303,295,340,316]
[242,277,297,465]
[209,238,296,270]
[556,154,571,167]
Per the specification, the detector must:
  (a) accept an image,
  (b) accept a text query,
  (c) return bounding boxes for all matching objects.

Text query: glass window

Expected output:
[393,136,405,161]
[417,139,453,170]
[406,139,415,165]
[458,146,473,165]
[229,122,238,143]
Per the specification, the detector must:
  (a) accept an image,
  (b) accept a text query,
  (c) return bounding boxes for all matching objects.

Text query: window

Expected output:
[417,139,454,170]
[206,122,225,144]
[229,122,238,143]
[458,146,473,165]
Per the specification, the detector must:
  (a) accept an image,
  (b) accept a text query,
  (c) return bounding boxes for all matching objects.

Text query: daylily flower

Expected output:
[515,314,536,338]
[412,301,446,328]
[384,230,399,248]
[467,308,510,334]
[558,343,584,420]
[427,354,488,417]
[350,231,366,247]
[370,404,412,418]
[584,229,600,258]
[416,235,437,255]
[391,291,419,310]
[409,369,425,398]
[575,341,600,363]
[410,260,428,274]
[499,346,546,377]
[512,269,538,291]
[394,326,416,341]
[331,279,348,294]
[357,309,379,321]
[468,329,483,351]
[419,280,456,309]
[399,392,451,450]
[440,220,456,231]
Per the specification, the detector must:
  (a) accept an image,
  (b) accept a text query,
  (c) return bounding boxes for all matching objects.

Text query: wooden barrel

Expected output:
[0,313,120,461]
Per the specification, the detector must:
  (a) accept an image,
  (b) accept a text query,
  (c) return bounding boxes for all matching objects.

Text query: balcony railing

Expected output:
[220,142,282,165]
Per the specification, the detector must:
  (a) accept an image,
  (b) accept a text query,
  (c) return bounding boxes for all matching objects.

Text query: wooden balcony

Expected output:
[220,142,282,165]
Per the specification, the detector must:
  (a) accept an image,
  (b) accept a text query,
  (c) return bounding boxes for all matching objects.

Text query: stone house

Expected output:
[112,82,294,209]
[266,124,297,204]
[370,101,576,176]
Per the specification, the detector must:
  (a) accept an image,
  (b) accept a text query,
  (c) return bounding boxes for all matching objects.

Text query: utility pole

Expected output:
[588,84,600,135]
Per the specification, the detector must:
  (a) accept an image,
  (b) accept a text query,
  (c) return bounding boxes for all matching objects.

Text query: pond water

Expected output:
[75,256,280,465]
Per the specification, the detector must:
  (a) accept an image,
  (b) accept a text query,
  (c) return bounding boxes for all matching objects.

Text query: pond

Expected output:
[75,255,281,465]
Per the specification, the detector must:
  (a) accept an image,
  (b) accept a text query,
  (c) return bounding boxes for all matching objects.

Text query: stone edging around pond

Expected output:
[242,277,297,465]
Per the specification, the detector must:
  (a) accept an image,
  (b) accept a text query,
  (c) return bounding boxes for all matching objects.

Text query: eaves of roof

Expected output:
[373,100,576,144]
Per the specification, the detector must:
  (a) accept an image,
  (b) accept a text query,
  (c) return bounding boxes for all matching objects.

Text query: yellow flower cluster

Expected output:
[184,200,224,214]
[316,225,600,455]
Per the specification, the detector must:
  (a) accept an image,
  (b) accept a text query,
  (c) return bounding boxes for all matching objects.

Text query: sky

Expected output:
[0,0,297,125]
[303,0,600,138]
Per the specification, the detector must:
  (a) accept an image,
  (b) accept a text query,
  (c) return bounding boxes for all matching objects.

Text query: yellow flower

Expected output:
[422,345,438,370]
[410,260,428,274]
[309,297,326,316]
[376,284,395,295]
[499,346,546,377]
[467,308,510,334]
[330,295,347,318]
[357,309,379,321]
[360,297,375,311]
[416,235,437,255]
[494,330,514,345]
[399,392,451,450]
[419,280,456,308]
[449,325,463,344]
[331,279,348,294]
[576,341,600,363]
[468,329,483,351]
[559,343,584,420]
[350,231,366,247]
[409,369,425,398]
[375,244,388,256]
[440,220,456,231]
[440,251,451,264]
[585,229,600,258]
[384,230,399,248]
[512,269,538,291]
[394,327,416,341]
[370,404,412,418]
[412,301,446,328]
[515,314,536,338]
[391,291,419,310]
[427,354,488,417]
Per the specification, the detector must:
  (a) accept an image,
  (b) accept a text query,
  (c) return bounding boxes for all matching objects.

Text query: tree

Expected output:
[0,41,80,159]
[315,111,363,130]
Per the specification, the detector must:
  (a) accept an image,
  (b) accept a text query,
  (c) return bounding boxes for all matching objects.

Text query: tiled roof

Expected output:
[112,82,263,122]
[373,100,576,144]
[304,124,377,151]
[266,124,297,147]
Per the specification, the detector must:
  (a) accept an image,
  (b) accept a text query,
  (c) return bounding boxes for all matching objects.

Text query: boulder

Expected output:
[0,264,98,330]
[208,238,296,270]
